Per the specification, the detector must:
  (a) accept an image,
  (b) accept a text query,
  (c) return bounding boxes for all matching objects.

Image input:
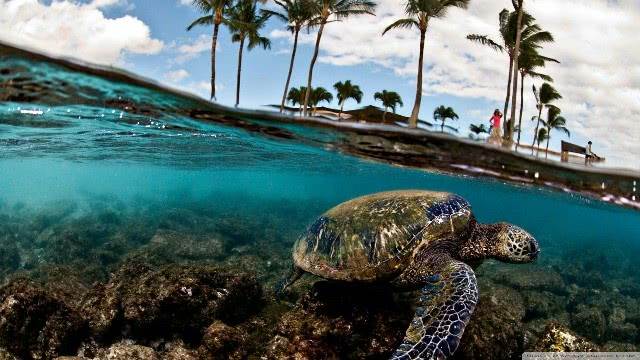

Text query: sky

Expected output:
[0,0,639,170]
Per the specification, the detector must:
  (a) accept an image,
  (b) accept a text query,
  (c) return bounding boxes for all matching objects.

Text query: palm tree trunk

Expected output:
[505,0,525,147]
[280,29,300,113]
[303,21,326,116]
[532,105,543,153]
[516,72,525,150]
[502,55,514,131]
[382,108,387,122]
[409,30,426,128]
[441,120,445,133]
[235,37,245,107]
[545,131,550,158]
[210,22,220,100]
[339,101,344,120]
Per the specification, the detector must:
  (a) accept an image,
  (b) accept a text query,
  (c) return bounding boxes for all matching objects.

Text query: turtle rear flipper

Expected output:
[391,260,478,360]
[275,264,305,298]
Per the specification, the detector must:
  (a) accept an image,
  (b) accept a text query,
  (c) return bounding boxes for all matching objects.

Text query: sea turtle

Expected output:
[278,190,539,360]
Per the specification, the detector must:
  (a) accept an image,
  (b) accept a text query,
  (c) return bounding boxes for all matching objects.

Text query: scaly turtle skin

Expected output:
[279,190,540,360]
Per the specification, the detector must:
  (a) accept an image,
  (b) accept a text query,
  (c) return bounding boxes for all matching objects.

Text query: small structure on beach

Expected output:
[561,140,605,165]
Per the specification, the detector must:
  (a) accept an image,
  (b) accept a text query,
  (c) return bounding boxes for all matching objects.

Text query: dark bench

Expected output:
[561,141,603,163]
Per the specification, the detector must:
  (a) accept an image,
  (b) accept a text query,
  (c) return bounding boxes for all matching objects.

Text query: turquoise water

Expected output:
[1,51,640,355]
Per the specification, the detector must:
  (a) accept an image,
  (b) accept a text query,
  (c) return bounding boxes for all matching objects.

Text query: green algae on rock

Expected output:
[0,279,85,360]
[80,261,263,341]
[534,322,599,352]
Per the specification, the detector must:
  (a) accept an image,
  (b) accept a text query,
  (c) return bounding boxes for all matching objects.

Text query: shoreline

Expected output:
[1,41,638,212]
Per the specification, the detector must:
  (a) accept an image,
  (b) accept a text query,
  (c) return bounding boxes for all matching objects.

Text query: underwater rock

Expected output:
[198,321,246,360]
[521,290,566,320]
[0,349,18,360]
[129,229,225,265]
[606,321,638,343]
[79,282,121,339]
[0,243,20,277]
[15,265,93,309]
[80,261,263,341]
[602,341,637,352]
[95,342,159,360]
[570,305,606,340]
[0,278,85,360]
[533,322,599,352]
[492,266,565,294]
[160,341,199,360]
[455,282,526,360]
[606,306,639,343]
[266,281,412,359]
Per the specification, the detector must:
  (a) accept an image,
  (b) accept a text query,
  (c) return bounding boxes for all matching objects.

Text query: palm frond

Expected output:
[466,34,504,52]
[382,18,419,35]
[187,14,214,31]
[527,71,553,82]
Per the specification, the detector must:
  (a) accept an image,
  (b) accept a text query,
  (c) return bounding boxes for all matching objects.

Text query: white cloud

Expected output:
[0,0,163,65]
[164,69,190,82]
[272,0,640,169]
[174,34,211,63]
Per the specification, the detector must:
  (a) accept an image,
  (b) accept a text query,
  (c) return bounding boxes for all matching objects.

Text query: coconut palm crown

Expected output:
[516,47,559,148]
[541,105,570,158]
[532,82,562,150]
[187,0,235,100]
[287,86,307,114]
[433,105,459,133]
[226,0,271,107]
[310,86,334,115]
[384,0,471,128]
[374,90,403,122]
[302,0,377,116]
[334,80,363,119]
[467,8,555,139]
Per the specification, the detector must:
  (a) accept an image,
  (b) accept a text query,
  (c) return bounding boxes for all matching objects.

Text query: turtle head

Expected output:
[491,223,539,263]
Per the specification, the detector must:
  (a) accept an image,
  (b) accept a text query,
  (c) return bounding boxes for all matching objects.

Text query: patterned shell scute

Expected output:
[293,191,473,281]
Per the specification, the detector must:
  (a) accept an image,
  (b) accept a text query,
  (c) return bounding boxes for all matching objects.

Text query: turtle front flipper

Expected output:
[391,260,478,360]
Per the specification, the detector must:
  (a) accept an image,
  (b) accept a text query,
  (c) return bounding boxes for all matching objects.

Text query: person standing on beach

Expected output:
[488,109,503,145]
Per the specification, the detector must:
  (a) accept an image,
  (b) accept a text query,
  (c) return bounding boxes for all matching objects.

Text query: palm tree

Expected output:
[536,127,549,156]
[433,105,459,133]
[467,8,553,139]
[227,0,271,107]
[468,9,522,128]
[310,86,333,115]
[287,86,307,114]
[373,90,403,122]
[507,0,525,146]
[541,105,570,158]
[470,123,489,135]
[515,48,558,149]
[384,0,470,128]
[302,0,377,116]
[187,0,234,100]
[263,0,314,113]
[531,82,562,151]
[333,80,363,119]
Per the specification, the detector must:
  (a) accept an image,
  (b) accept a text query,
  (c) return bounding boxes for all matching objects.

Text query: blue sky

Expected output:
[1,0,639,170]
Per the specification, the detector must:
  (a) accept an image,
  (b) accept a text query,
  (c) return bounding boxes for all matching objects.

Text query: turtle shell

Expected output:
[293,190,473,281]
